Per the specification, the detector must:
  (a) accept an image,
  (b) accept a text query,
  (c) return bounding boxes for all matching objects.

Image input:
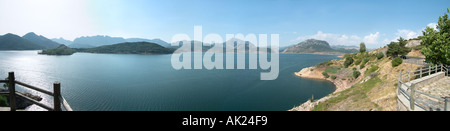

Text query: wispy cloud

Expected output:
[427,23,438,30]
[292,31,384,46]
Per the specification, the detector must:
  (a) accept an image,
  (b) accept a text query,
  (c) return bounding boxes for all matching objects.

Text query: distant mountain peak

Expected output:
[22,32,61,49]
[24,32,37,36]
[0,33,44,50]
[299,39,330,47]
[282,39,358,54]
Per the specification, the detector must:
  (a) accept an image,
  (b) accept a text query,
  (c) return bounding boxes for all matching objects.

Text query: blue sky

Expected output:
[0,0,449,48]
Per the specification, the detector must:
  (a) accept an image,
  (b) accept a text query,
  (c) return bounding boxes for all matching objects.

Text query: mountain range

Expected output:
[172,38,271,53]
[60,35,171,48]
[22,32,61,49]
[1,33,357,55]
[282,39,358,55]
[0,33,60,50]
[77,42,174,54]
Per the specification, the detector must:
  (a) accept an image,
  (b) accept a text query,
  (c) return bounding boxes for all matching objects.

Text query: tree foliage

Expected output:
[344,56,354,68]
[392,57,403,67]
[386,37,411,58]
[360,42,366,53]
[322,72,330,78]
[376,52,384,59]
[420,9,450,65]
[352,70,361,78]
[40,48,76,55]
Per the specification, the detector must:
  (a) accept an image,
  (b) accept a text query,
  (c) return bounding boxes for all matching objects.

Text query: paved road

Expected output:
[403,56,429,66]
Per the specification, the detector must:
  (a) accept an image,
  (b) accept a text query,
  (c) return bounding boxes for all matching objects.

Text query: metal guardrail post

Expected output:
[53,82,61,111]
[420,67,422,78]
[8,72,16,111]
[398,71,402,95]
[445,97,449,111]
[429,65,431,76]
[408,70,411,82]
[410,84,415,111]
[436,65,438,73]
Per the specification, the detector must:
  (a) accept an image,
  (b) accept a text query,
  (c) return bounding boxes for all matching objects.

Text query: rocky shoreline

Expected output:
[294,66,353,93]
[290,65,364,111]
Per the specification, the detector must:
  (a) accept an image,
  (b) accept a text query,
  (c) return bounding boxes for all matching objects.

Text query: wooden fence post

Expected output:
[410,84,415,111]
[53,82,61,111]
[8,72,16,111]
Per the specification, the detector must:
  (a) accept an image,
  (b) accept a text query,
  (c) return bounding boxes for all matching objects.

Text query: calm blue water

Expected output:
[0,51,338,111]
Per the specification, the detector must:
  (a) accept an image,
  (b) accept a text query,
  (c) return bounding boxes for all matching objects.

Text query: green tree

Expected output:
[352,70,361,78]
[386,42,400,57]
[344,57,354,68]
[386,37,411,58]
[420,9,450,65]
[360,42,366,53]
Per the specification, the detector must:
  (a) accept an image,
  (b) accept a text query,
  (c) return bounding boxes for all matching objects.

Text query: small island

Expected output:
[38,45,76,55]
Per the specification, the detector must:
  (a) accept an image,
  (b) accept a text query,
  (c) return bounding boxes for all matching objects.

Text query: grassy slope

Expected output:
[308,47,422,111]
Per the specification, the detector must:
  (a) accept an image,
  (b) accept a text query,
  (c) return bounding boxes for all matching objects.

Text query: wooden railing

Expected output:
[397,64,449,111]
[0,72,72,111]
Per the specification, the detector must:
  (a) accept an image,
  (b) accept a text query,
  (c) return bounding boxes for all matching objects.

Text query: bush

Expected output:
[331,75,337,80]
[377,52,384,59]
[0,96,7,106]
[366,65,379,75]
[360,64,365,69]
[360,58,369,69]
[344,57,354,68]
[363,58,370,63]
[322,72,330,78]
[353,70,361,78]
[354,59,362,65]
[392,57,403,67]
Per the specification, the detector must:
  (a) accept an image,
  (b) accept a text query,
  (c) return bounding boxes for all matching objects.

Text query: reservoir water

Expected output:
[0,51,338,111]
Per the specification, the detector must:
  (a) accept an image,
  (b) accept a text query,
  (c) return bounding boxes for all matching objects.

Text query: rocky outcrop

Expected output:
[1,89,43,109]
[406,39,421,47]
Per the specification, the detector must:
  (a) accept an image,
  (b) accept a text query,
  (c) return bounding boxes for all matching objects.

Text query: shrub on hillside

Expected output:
[377,52,384,59]
[344,57,354,68]
[0,96,7,106]
[322,72,330,78]
[392,57,403,67]
[331,75,337,80]
[354,59,362,65]
[360,58,369,69]
[353,70,361,78]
